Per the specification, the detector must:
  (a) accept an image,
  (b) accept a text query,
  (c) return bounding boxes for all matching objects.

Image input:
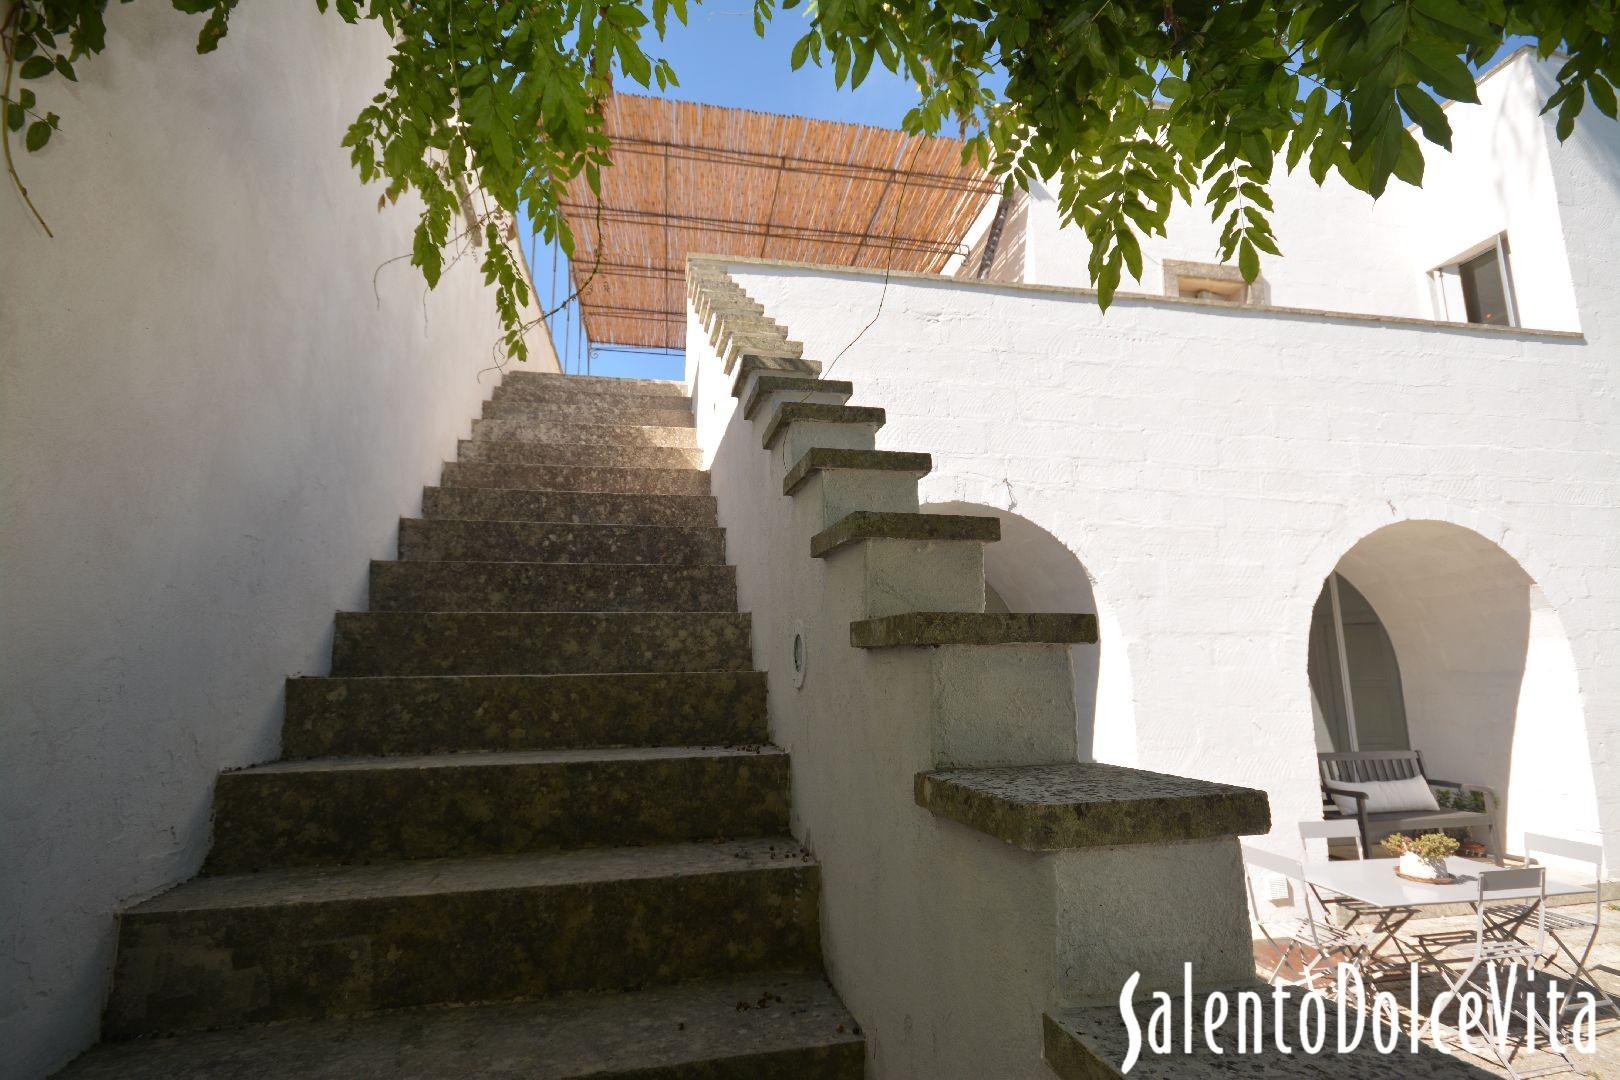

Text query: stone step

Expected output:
[61,972,864,1079]
[103,839,822,1038]
[330,611,755,676]
[282,672,770,758]
[470,418,698,449]
[369,560,737,612]
[482,397,695,428]
[206,746,791,873]
[442,462,712,495]
[492,381,693,409]
[397,518,727,565]
[423,486,718,527]
[456,439,704,470]
[501,372,687,397]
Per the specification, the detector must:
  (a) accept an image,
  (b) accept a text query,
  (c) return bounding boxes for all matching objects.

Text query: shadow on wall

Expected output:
[925,501,1134,766]
[1321,520,1600,853]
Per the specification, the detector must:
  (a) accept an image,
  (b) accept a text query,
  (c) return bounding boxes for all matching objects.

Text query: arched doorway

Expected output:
[1310,520,1600,854]
[925,501,1133,763]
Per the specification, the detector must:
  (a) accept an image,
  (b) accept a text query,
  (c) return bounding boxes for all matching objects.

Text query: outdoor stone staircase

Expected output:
[58,374,865,1078]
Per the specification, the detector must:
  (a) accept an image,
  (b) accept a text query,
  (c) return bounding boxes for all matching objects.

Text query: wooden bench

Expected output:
[1318,750,1502,865]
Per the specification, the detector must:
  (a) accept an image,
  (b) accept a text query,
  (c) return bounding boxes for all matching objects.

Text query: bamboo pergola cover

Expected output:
[559,93,997,350]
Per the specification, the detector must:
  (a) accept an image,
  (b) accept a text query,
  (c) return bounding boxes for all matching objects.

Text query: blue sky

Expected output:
[518,3,929,381]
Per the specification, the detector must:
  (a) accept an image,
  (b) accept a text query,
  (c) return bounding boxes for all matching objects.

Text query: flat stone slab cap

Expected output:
[811,511,997,558]
[914,761,1269,850]
[851,611,1096,648]
[729,353,821,396]
[743,375,855,419]
[1044,990,1487,1078]
[761,402,886,450]
[784,448,933,496]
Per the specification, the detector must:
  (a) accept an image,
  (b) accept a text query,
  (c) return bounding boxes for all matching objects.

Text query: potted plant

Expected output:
[1381,832,1460,882]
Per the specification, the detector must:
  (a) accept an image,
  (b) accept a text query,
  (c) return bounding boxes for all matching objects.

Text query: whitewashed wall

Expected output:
[0,6,554,1077]
[716,245,1617,875]
[1009,51,1583,332]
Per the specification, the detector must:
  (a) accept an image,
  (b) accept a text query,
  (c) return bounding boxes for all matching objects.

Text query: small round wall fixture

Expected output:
[790,621,808,690]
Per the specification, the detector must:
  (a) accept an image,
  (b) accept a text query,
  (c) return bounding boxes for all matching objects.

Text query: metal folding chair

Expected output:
[1493,833,1618,1025]
[1242,843,1368,988]
[1423,867,1576,1079]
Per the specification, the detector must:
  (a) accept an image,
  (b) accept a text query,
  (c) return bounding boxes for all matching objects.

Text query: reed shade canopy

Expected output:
[557,93,998,350]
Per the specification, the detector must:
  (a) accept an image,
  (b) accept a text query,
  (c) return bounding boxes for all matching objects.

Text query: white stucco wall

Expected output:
[712,249,1617,879]
[1008,52,1583,332]
[0,6,554,1077]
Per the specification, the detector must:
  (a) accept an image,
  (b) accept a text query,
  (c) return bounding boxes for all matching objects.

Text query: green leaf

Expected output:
[19,56,53,80]
[790,32,813,71]
[54,55,77,81]
[1238,236,1259,283]
[5,103,22,133]
[1405,40,1480,102]
[26,119,52,151]
[1588,76,1618,120]
[1398,86,1453,149]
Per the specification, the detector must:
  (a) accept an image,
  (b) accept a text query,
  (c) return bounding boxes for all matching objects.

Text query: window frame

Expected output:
[1429,232,1520,328]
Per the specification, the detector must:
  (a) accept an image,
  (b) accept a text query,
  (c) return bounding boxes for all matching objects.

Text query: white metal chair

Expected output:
[1422,867,1576,1079]
[1299,817,1365,859]
[1241,844,1367,988]
[1494,833,1618,1024]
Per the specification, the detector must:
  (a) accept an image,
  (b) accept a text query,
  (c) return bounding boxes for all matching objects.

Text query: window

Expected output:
[1162,259,1268,306]
[1431,234,1518,327]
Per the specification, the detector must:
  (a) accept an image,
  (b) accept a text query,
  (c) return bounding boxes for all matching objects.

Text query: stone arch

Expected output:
[1308,519,1600,854]
[925,501,1134,764]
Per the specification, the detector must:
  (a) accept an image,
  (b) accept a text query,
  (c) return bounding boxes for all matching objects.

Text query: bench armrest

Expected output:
[1426,780,1498,814]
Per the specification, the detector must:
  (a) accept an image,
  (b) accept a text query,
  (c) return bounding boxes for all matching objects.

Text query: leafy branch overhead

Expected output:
[5,0,1618,350]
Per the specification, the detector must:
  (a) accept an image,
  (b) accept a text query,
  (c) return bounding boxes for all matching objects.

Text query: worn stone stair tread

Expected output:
[370,560,736,613]
[915,762,1271,851]
[742,376,855,420]
[282,671,768,758]
[1044,991,1481,1079]
[422,487,718,527]
[131,837,812,915]
[849,611,1098,648]
[729,354,821,396]
[58,973,862,1080]
[455,440,705,470]
[760,403,886,451]
[502,372,686,395]
[784,448,933,496]
[442,462,712,496]
[810,510,999,558]
[397,518,726,565]
[330,610,754,676]
[471,418,698,449]
[206,746,791,871]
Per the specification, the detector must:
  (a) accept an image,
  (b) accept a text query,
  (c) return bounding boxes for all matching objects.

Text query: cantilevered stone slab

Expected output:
[915,762,1270,851]
[1043,990,1489,1079]
[743,376,855,420]
[811,511,997,558]
[850,611,1095,648]
[784,448,933,496]
[760,403,886,451]
[730,353,821,397]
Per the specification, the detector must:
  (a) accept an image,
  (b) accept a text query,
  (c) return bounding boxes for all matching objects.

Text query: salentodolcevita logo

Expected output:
[1114,964,1603,1073]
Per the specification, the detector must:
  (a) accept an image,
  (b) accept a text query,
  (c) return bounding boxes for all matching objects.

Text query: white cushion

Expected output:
[1329,776,1440,817]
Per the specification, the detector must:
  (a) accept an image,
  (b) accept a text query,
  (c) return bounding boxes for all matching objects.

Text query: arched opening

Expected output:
[926,502,1134,764]
[1309,520,1599,855]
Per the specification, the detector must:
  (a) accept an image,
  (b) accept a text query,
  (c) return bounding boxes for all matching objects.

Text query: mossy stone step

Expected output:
[330,610,755,676]
[422,486,718,528]
[441,462,711,496]
[501,372,686,397]
[760,403,886,452]
[471,418,698,449]
[850,611,1098,648]
[915,762,1271,851]
[784,449,933,496]
[481,398,695,428]
[282,671,769,758]
[729,353,821,397]
[810,511,999,558]
[370,561,737,612]
[397,518,726,565]
[206,746,791,873]
[742,376,855,420]
[455,439,703,470]
[103,840,822,1037]
[61,972,863,1079]
[492,381,692,409]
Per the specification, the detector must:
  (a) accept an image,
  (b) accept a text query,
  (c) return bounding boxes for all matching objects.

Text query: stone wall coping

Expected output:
[688,255,1586,341]
[915,762,1270,851]
[850,611,1096,648]
[810,512,997,559]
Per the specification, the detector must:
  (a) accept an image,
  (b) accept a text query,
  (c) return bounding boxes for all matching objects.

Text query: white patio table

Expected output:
[1301,857,1590,978]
